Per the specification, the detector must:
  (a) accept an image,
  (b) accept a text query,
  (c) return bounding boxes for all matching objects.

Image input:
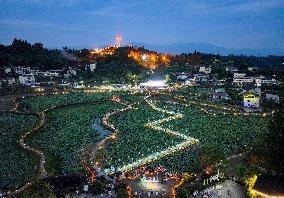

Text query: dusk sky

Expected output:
[0,0,283,53]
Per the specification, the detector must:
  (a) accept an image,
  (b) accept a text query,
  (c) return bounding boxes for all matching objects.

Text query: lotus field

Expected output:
[29,101,124,174]
[107,103,184,169]
[0,112,37,190]
[106,97,270,172]
[1,90,271,190]
[19,91,117,113]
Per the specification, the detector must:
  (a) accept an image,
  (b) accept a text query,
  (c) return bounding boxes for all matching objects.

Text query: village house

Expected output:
[255,77,277,86]
[247,67,259,72]
[89,63,97,72]
[234,73,246,78]
[225,67,238,73]
[194,73,208,82]
[176,72,189,80]
[199,66,211,74]
[4,67,12,74]
[243,92,260,108]
[212,88,230,100]
[266,93,280,103]
[19,74,36,86]
[49,69,62,77]
[233,77,254,85]
[14,66,30,75]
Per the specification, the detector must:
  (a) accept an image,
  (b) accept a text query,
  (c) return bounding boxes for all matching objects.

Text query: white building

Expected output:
[176,72,188,80]
[140,80,167,89]
[48,70,61,77]
[266,94,280,103]
[64,69,77,78]
[255,78,262,87]
[4,67,12,74]
[15,66,30,75]
[234,73,246,78]
[226,67,238,73]
[33,71,48,76]
[215,88,226,93]
[247,67,259,72]
[233,77,254,84]
[194,74,208,82]
[19,74,36,86]
[261,78,277,85]
[255,78,277,86]
[89,63,97,72]
[199,66,211,74]
[67,69,77,76]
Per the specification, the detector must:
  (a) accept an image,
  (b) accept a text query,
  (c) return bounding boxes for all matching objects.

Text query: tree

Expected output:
[266,105,284,156]
[165,74,171,83]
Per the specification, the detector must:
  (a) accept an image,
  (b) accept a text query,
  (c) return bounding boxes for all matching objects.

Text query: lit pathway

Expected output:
[102,97,199,174]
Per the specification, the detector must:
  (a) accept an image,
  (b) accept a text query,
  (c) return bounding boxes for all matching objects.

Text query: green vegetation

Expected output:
[30,101,124,174]
[0,39,68,69]
[0,112,37,190]
[107,103,183,168]
[149,146,201,173]
[19,92,115,113]
[248,104,284,172]
[147,101,269,172]
[17,181,56,198]
[158,102,269,156]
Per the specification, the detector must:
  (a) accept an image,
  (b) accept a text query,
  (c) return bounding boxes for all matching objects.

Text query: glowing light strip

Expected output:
[112,98,199,173]
[251,189,283,198]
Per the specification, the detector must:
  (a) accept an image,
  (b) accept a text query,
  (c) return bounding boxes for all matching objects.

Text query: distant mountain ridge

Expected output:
[129,42,284,56]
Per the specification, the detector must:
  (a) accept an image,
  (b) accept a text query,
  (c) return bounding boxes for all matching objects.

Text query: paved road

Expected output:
[0,92,47,111]
[190,180,246,198]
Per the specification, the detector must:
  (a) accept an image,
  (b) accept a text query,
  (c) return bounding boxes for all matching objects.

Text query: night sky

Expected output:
[0,0,283,53]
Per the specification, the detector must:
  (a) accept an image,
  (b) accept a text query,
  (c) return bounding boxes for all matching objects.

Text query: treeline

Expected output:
[171,51,284,70]
[1,38,283,74]
[0,39,70,69]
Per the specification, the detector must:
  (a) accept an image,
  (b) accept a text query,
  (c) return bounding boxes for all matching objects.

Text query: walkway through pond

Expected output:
[91,118,112,138]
